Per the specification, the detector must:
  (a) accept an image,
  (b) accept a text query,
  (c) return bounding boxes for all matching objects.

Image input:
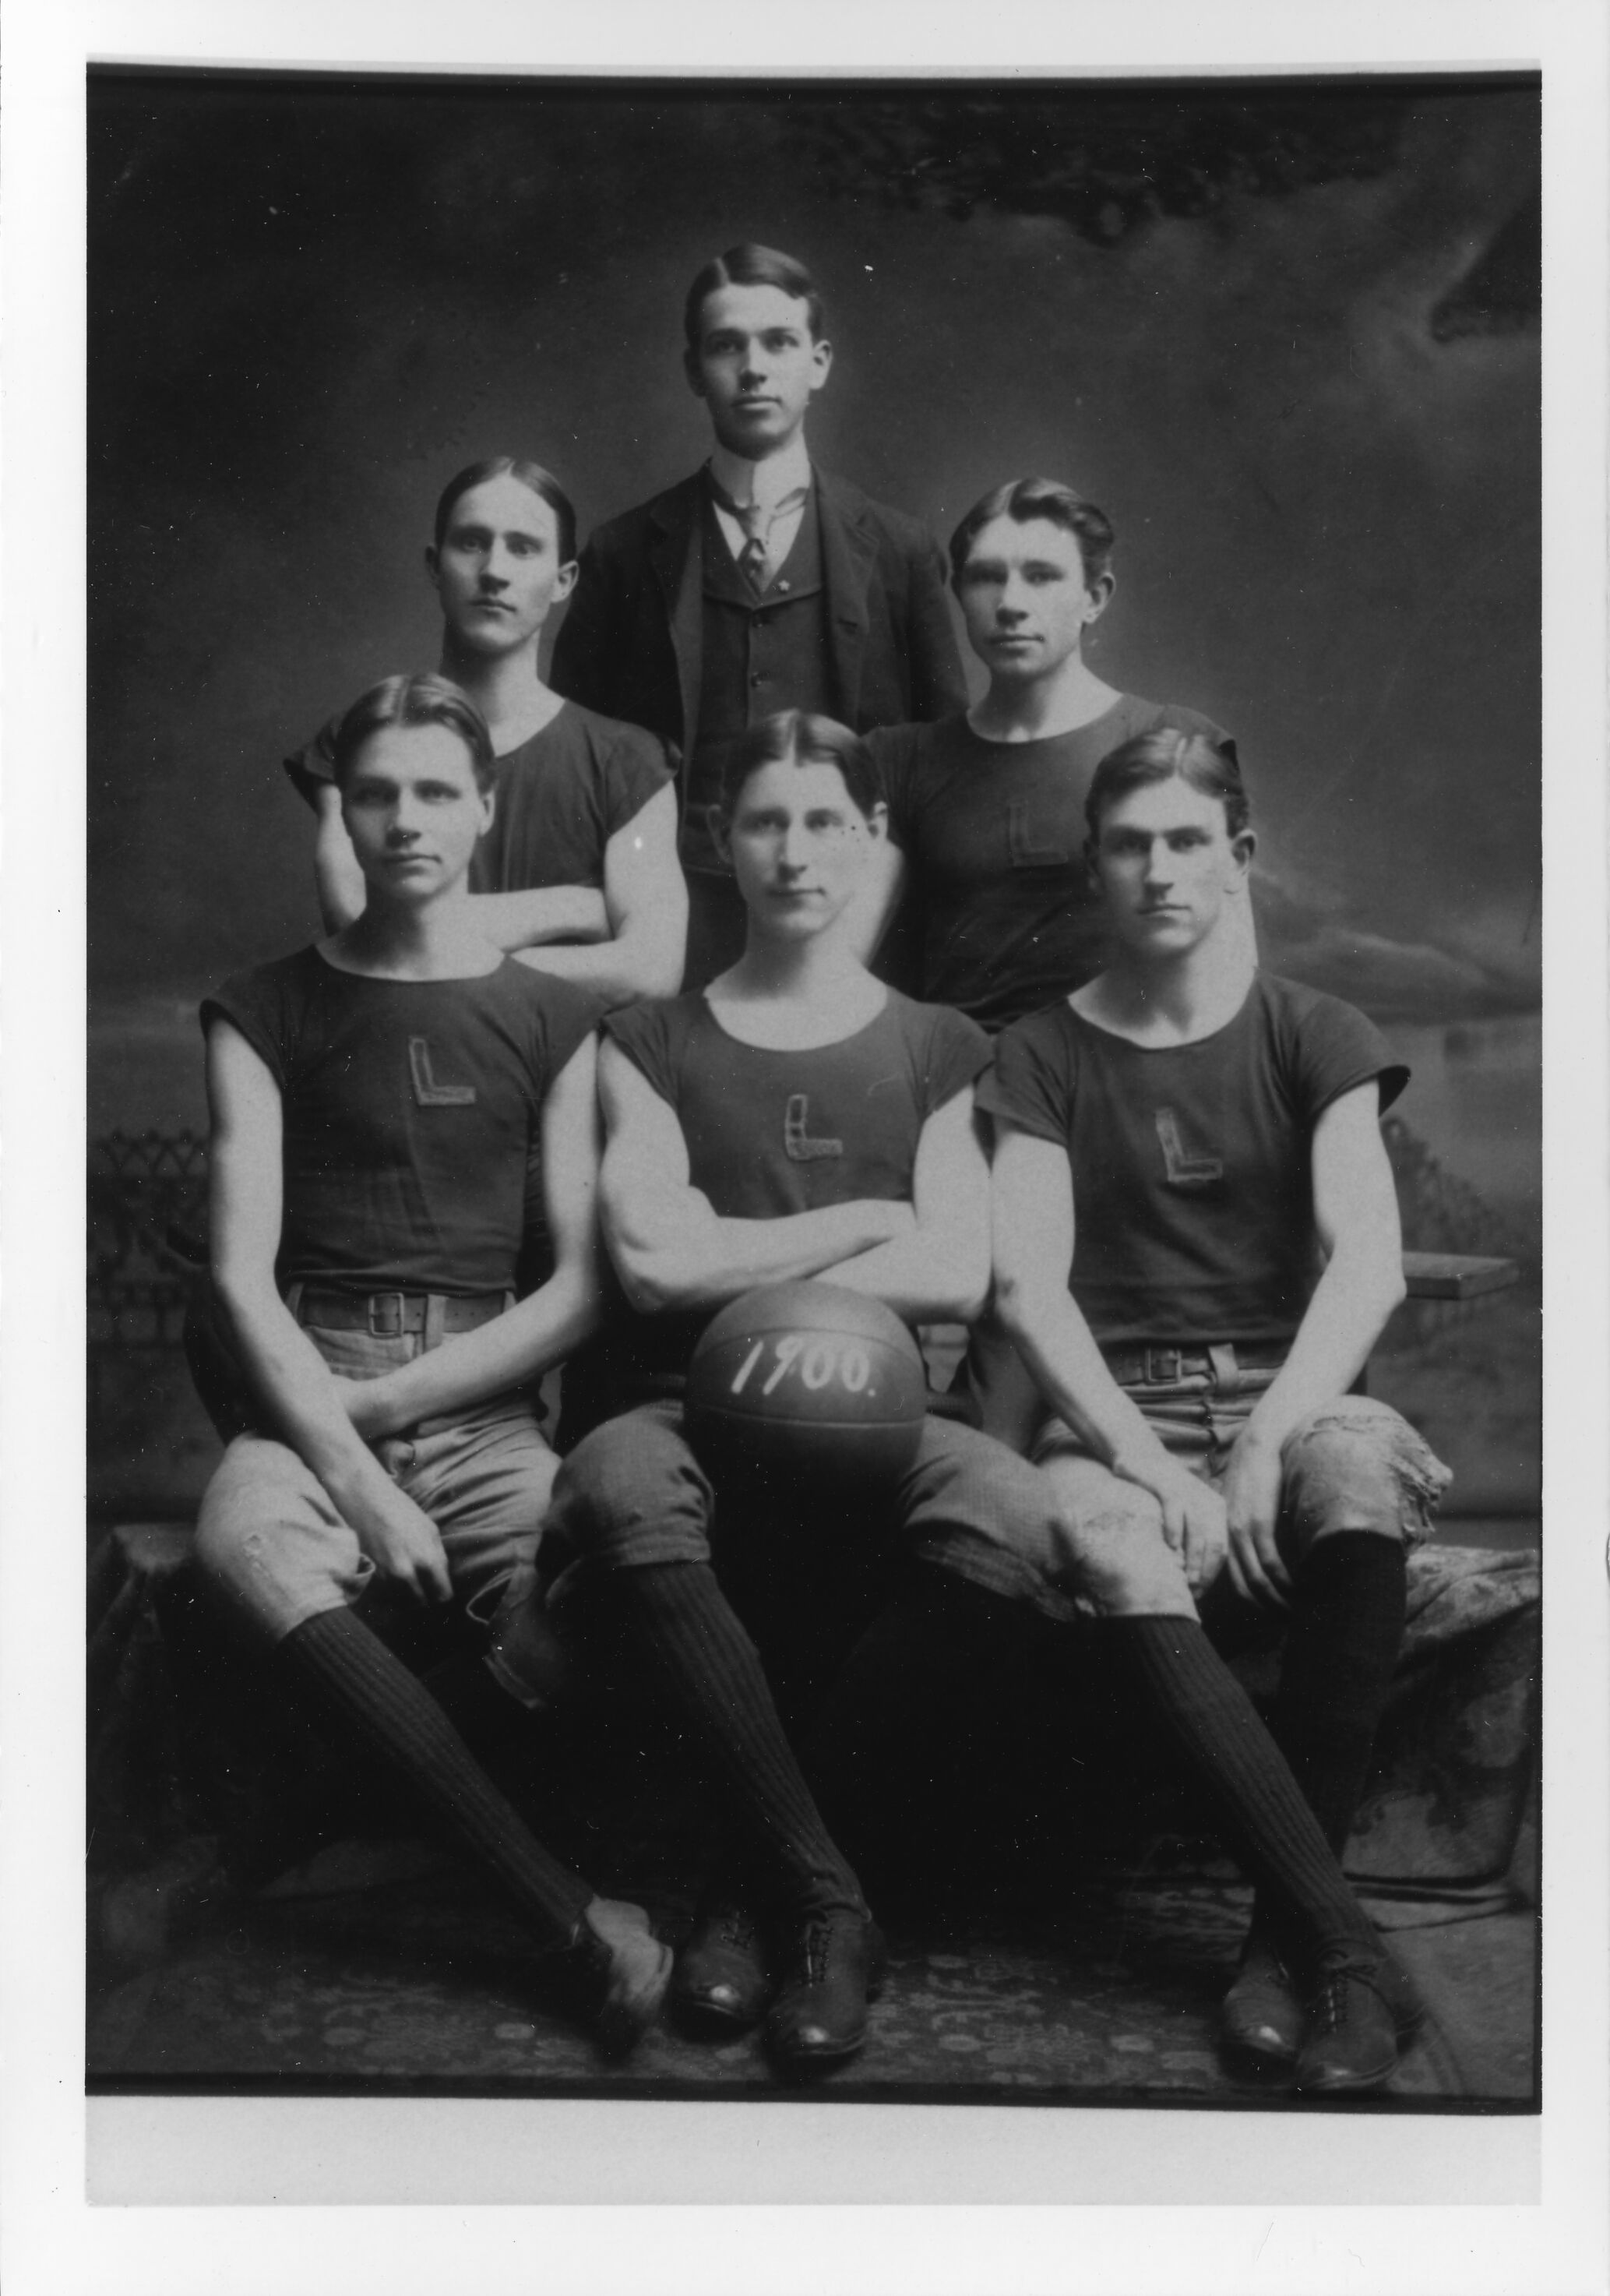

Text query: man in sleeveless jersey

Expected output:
[860,477,1245,1446]
[981,727,1450,2094]
[865,476,1242,1033]
[542,708,1068,2076]
[550,245,967,991]
[287,457,687,1010]
[192,672,671,2049]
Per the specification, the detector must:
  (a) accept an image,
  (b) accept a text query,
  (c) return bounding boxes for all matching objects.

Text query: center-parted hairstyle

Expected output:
[949,478,1117,590]
[332,672,497,795]
[431,457,578,569]
[684,244,827,348]
[717,709,881,821]
[1084,727,1250,844]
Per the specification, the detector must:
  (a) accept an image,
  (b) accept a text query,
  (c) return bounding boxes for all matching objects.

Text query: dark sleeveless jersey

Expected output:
[977,973,1407,1348]
[604,987,991,1381]
[202,947,601,1296]
[284,702,670,894]
[868,697,1232,1032]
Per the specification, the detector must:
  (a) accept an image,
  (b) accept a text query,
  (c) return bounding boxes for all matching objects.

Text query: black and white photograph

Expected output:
[5,2,1607,2289]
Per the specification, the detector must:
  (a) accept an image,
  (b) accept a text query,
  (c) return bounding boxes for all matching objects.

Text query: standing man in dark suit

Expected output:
[551,242,968,989]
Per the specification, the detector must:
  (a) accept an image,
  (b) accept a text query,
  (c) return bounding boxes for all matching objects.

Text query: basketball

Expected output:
[685,1281,928,1494]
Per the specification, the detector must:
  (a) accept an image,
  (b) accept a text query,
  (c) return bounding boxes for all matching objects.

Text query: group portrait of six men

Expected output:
[191,242,1450,2093]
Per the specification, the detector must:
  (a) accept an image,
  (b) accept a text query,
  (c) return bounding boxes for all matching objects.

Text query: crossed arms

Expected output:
[596,1039,990,1328]
[313,780,688,1004]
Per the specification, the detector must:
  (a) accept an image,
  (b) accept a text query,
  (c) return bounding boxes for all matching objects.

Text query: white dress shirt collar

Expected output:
[707,435,812,513]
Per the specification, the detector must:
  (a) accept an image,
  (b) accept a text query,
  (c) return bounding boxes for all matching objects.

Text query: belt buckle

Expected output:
[1145,1346,1183,1384]
[367,1290,407,1338]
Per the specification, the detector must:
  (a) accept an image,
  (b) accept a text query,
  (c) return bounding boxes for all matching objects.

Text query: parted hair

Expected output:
[431,456,578,567]
[683,243,826,347]
[949,477,1116,589]
[1084,727,1250,843]
[717,710,882,820]
[332,673,497,794]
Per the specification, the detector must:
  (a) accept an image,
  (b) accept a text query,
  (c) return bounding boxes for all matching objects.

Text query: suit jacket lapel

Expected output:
[816,468,874,725]
[648,475,706,759]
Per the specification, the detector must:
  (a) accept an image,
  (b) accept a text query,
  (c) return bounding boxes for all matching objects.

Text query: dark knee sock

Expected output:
[1267,1534,1407,1856]
[1111,1614,1379,1963]
[615,1561,865,1920]
[279,1608,592,1948]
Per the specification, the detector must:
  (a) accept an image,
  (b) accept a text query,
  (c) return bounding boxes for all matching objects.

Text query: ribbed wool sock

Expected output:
[1111,1614,1379,1962]
[1235,1533,1407,1963]
[1267,1533,1407,1854]
[617,1561,866,1920]
[278,1608,591,1947]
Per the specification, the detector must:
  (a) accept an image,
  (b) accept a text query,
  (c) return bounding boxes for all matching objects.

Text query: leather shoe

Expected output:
[765,1909,887,2074]
[1221,1932,1302,2072]
[671,1901,773,2033]
[1294,1950,1425,2096]
[563,1896,673,2057]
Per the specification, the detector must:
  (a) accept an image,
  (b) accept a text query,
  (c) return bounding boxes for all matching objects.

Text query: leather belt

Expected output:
[290,1285,511,1339]
[1101,1341,1287,1388]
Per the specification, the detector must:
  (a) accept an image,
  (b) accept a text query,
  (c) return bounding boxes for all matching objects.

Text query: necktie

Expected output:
[709,474,810,598]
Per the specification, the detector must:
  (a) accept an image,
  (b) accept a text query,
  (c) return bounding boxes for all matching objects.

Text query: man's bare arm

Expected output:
[597,1039,911,1314]
[992,1120,1227,1572]
[509,785,689,1002]
[819,1086,989,1323]
[840,838,907,968]
[469,886,611,948]
[205,1019,452,1604]
[312,784,368,933]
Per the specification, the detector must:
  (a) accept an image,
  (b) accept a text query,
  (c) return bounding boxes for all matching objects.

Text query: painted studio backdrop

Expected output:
[87,71,1539,1529]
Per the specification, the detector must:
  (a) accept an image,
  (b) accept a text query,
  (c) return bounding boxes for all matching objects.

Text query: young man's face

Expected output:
[1090,775,1253,961]
[718,756,884,939]
[426,474,576,657]
[685,283,832,460]
[341,722,494,904]
[954,514,1112,687]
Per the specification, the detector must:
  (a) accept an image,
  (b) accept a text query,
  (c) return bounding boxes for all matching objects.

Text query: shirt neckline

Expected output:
[694,981,893,1054]
[706,438,813,513]
[957,697,1131,754]
[310,943,509,988]
[492,700,569,764]
[1063,974,1259,1053]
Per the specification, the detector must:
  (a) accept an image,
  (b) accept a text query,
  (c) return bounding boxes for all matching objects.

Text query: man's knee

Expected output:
[194,1437,369,1638]
[545,1405,716,1569]
[1041,1461,1195,1618]
[1281,1399,1452,1554]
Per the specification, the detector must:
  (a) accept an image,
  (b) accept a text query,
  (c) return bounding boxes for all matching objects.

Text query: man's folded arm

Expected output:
[820,1085,988,1324]
[597,1038,910,1314]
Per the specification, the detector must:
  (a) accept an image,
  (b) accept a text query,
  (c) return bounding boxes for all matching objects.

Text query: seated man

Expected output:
[192,671,670,2050]
[982,728,1450,2094]
[551,244,967,989]
[543,708,1068,2076]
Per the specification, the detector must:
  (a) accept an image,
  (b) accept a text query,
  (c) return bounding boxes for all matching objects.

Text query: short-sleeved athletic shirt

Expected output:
[868,697,1232,1033]
[284,701,671,894]
[603,987,992,1381]
[978,973,1407,1349]
[201,947,602,1297]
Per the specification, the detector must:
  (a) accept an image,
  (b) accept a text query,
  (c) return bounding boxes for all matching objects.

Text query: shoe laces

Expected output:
[1308,1959,1388,2034]
[788,1913,854,1987]
[713,1906,756,1950]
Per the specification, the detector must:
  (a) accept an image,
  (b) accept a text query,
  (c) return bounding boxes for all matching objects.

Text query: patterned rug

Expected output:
[88,1851,1535,2107]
